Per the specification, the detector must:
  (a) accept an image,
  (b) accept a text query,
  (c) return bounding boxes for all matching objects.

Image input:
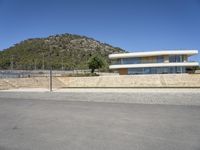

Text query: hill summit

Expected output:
[0,33,125,70]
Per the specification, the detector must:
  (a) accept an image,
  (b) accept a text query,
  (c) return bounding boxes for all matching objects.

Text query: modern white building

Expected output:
[109,50,199,75]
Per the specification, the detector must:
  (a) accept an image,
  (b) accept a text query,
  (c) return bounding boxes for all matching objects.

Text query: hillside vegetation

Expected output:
[0,34,125,70]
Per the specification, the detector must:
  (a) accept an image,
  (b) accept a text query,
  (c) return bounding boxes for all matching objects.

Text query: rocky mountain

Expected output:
[0,33,125,70]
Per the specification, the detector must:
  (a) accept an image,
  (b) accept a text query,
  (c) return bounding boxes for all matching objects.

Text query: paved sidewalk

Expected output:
[0,88,200,106]
[1,87,200,93]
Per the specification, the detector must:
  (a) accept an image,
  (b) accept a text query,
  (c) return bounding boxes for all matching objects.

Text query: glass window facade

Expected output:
[128,67,185,75]
[169,55,183,62]
[111,58,141,65]
[111,59,121,65]
[111,55,188,75]
[121,58,141,64]
[157,56,164,63]
[111,55,186,65]
[128,68,143,74]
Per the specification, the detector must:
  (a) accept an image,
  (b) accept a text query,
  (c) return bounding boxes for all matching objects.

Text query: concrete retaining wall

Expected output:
[0,74,200,90]
[57,74,200,88]
[0,77,65,90]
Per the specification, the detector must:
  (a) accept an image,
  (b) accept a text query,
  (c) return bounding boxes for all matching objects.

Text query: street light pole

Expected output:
[42,53,45,70]
[61,55,64,70]
[50,66,52,92]
[10,55,14,70]
[49,47,53,92]
[60,50,64,71]
[34,59,37,70]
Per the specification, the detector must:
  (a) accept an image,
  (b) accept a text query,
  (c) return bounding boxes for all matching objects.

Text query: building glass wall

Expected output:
[169,55,183,62]
[157,56,164,63]
[121,58,141,64]
[112,55,185,65]
[128,67,186,75]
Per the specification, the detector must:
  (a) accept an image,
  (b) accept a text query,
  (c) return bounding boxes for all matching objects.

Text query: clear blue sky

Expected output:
[0,0,200,62]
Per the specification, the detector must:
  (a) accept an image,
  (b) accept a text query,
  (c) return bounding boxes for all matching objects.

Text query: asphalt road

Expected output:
[0,94,200,150]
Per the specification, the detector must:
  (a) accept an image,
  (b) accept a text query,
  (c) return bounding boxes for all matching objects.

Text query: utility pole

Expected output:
[42,53,45,70]
[34,59,37,70]
[10,55,14,70]
[49,48,53,92]
[60,50,64,71]
[61,55,64,70]
[50,66,52,91]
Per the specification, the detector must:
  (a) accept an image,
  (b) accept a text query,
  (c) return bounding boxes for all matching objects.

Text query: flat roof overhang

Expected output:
[109,62,199,69]
[109,50,198,59]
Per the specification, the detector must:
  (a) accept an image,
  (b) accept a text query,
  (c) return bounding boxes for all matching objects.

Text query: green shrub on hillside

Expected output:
[0,34,125,70]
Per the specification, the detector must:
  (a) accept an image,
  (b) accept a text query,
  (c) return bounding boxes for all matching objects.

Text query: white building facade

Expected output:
[109,50,199,75]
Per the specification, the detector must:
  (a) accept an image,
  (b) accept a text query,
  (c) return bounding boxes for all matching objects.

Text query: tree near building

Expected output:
[88,55,106,73]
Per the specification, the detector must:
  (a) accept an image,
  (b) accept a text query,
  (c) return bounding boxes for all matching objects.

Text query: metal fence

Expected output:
[0,69,93,78]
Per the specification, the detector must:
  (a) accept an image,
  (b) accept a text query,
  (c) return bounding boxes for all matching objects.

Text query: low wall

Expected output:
[57,74,200,88]
[0,74,200,90]
[0,77,65,90]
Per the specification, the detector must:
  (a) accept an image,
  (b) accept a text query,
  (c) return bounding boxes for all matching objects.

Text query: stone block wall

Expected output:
[0,74,200,90]
[57,74,200,88]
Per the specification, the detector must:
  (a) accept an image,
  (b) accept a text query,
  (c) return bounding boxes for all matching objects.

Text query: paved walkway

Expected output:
[0,88,200,106]
[1,87,200,93]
